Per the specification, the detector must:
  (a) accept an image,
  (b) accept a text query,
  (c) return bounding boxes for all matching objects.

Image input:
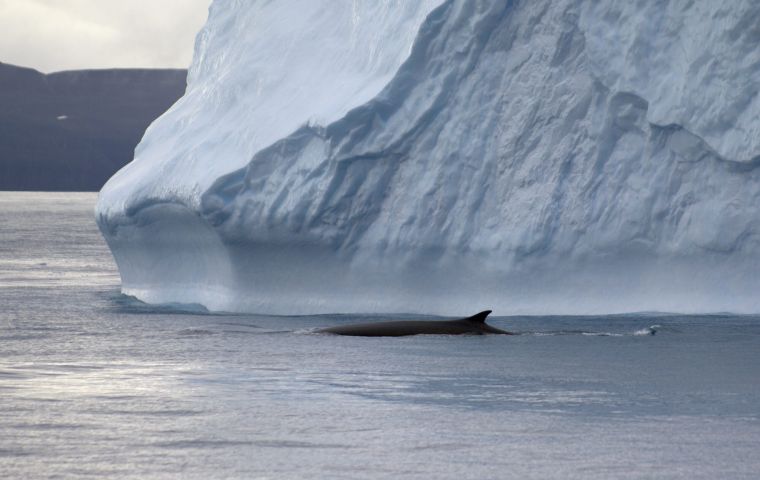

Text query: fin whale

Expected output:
[317,310,513,337]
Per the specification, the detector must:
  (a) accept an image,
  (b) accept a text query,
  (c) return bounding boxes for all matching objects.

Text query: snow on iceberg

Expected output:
[97,0,760,315]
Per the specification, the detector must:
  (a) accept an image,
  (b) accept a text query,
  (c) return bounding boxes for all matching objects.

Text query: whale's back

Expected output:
[318,310,512,337]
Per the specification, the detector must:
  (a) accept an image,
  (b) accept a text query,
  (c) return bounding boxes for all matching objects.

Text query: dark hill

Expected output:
[0,62,186,191]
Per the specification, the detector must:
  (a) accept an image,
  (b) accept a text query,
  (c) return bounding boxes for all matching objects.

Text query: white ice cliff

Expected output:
[97,0,760,315]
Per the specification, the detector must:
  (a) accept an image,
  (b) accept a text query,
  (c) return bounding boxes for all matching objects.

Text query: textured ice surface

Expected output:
[97,0,760,314]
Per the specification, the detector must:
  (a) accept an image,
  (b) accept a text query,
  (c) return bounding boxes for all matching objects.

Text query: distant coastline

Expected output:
[0,61,186,191]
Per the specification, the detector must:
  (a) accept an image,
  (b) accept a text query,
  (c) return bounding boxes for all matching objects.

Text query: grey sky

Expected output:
[0,0,211,73]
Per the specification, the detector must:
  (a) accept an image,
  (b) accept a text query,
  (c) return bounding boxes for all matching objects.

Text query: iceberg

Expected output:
[97,0,760,315]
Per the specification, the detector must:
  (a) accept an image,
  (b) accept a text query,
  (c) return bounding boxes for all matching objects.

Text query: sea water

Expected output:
[1,192,759,479]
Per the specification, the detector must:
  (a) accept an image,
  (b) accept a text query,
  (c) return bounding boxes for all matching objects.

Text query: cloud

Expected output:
[0,0,211,72]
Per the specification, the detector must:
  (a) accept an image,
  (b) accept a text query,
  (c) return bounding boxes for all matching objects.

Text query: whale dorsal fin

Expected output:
[464,310,492,323]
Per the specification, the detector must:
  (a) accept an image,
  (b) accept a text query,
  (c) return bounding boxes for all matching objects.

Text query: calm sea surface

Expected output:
[1,192,759,479]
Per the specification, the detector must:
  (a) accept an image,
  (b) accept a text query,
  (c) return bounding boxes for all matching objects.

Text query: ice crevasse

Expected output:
[97,0,760,315]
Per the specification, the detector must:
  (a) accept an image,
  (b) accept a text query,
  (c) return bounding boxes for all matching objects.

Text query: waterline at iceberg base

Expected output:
[99,202,759,315]
[97,0,760,315]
